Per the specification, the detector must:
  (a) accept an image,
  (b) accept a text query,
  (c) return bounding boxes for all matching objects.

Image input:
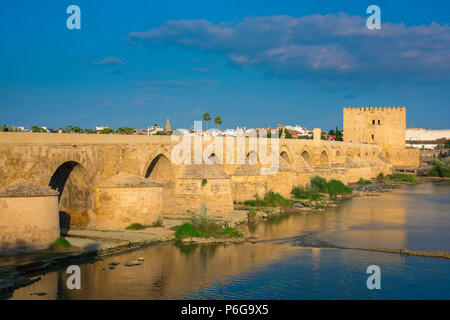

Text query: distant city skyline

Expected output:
[1,0,449,130]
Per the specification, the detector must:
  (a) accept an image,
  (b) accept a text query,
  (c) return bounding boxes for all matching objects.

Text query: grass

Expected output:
[326,179,352,197]
[357,178,372,185]
[171,204,243,240]
[290,185,322,200]
[387,173,416,183]
[247,208,257,221]
[125,223,147,230]
[240,191,291,207]
[125,217,164,230]
[291,176,352,201]
[49,236,71,249]
[172,223,243,240]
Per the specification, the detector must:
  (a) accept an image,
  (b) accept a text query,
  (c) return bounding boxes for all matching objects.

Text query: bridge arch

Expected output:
[301,150,312,166]
[319,150,330,165]
[49,160,93,230]
[144,153,176,214]
[246,150,259,165]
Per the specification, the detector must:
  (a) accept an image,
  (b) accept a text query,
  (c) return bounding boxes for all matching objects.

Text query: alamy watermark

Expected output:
[366,265,381,290]
[366,5,381,30]
[66,265,81,289]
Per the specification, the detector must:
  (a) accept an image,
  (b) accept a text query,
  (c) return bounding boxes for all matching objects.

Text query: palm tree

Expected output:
[203,112,211,130]
[214,116,222,129]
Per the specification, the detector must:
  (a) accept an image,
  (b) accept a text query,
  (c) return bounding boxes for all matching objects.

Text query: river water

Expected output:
[9,182,450,299]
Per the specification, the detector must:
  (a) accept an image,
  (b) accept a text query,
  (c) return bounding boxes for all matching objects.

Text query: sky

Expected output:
[0,0,449,130]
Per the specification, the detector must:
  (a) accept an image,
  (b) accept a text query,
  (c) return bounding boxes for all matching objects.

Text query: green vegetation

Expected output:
[201,178,208,186]
[239,191,291,207]
[247,208,257,221]
[100,128,114,134]
[49,237,71,249]
[203,112,211,130]
[376,172,385,182]
[172,205,243,239]
[310,176,328,192]
[357,178,372,185]
[125,223,147,230]
[326,179,353,197]
[387,173,416,183]
[155,130,171,135]
[291,176,352,201]
[290,185,322,200]
[428,158,450,177]
[31,126,47,133]
[172,223,243,240]
[125,218,164,230]
[214,116,222,129]
[149,217,164,228]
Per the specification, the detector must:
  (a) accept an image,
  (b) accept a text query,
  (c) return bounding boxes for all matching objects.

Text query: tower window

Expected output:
[371,134,374,141]
[372,120,375,125]
[378,120,381,125]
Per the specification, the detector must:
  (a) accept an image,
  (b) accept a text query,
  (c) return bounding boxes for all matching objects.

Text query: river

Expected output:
[9,182,450,299]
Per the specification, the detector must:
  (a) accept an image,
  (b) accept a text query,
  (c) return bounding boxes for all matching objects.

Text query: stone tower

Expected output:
[165,118,171,132]
[343,106,406,148]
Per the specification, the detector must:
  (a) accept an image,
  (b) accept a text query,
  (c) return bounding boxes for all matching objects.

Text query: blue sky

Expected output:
[1,0,449,130]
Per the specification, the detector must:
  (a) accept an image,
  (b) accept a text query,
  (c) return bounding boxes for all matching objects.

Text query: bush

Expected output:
[376,172,385,182]
[125,223,147,230]
[327,179,352,198]
[431,159,450,177]
[172,222,243,240]
[357,178,372,185]
[290,185,321,200]
[49,237,71,249]
[427,169,439,177]
[247,208,257,221]
[149,217,164,228]
[242,192,290,207]
[387,174,416,183]
[310,176,328,193]
[264,191,291,207]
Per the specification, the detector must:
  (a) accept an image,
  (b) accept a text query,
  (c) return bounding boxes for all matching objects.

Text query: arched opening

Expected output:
[208,153,220,164]
[320,151,329,165]
[335,150,341,160]
[145,154,176,214]
[301,151,312,165]
[246,150,258,165]
[280,151,290,164]
[49,161,91,231]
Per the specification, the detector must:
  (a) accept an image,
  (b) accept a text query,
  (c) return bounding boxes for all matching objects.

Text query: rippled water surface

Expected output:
[9,182,450,299]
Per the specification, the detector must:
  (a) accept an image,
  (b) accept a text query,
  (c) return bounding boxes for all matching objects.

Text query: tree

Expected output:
[335,126,343,141]
[64,125,74,133]
[214,116,222,129]
[203,113,211,130]
[31,126,46,133]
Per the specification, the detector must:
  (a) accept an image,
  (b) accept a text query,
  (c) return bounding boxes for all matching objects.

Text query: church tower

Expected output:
[165,118,171,131]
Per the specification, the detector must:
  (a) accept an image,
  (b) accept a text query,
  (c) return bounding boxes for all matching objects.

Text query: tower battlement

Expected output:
[343,106,406,112]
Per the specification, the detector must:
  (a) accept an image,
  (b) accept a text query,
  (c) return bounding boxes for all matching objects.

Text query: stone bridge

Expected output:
[0,132,392,230]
